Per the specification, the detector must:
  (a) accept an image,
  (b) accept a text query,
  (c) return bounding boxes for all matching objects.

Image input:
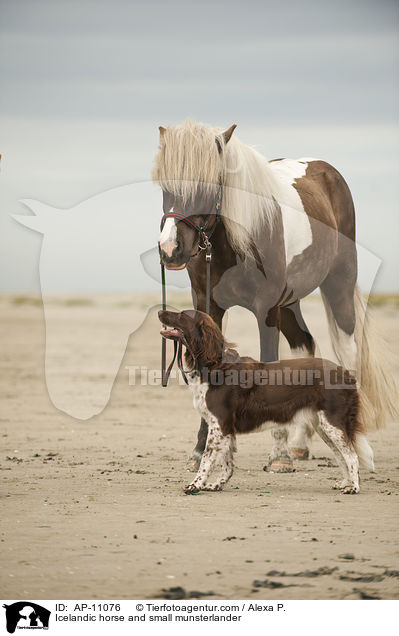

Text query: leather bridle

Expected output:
[159,179,223,256]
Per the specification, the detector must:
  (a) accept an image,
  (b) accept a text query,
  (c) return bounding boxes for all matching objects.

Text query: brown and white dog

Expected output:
[159,309,375,495]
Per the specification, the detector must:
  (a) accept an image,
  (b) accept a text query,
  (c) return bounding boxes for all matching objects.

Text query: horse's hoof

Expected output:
[290,447,310,460]
[186,454,201,472]
[264,459,295,473]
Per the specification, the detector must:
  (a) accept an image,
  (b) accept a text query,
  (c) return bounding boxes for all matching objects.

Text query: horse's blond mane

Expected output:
[152,119,279,253]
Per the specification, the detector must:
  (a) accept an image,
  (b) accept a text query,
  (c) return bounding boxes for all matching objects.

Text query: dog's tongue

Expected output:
[160,327,180,338]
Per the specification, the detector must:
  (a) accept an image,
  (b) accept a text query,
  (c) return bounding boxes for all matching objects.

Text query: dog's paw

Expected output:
[202,483,223,492]
[184,483,201,495]
[342,485,359,495]
[333,479,347,490]
[333,479,356,491]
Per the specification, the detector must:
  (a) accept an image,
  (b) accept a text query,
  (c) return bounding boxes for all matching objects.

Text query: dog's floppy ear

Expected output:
[196,317,225,366]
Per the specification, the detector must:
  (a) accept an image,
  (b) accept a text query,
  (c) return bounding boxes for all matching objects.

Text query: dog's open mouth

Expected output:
[160,327,181,340]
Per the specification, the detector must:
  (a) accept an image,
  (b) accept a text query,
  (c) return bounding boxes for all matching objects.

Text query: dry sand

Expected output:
[1,293,399,600]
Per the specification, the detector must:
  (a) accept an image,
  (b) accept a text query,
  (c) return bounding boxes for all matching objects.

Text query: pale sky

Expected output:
[0,0,398,292]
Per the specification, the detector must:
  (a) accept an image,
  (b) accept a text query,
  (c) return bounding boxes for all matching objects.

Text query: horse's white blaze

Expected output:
[269,159,315,266]
[159,215,177,257]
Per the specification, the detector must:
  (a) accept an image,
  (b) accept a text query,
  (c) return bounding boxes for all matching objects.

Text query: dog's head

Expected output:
[158,309,227,368]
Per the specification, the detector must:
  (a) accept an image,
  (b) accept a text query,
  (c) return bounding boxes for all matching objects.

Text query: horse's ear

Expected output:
[222,124,237,145]
[159,126,167,136]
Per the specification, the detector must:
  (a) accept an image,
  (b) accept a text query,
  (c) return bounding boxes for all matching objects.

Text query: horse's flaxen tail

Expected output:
[324,284,398,430]
[353,285,398,429]
[353,431,375,471]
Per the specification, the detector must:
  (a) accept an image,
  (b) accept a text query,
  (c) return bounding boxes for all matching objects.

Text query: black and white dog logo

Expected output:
[2,602,51,633]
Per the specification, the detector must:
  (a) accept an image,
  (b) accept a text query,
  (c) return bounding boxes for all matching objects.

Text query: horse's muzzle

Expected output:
[159,244,189,270]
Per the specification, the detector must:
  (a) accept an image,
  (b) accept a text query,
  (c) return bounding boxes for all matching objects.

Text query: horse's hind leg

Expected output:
[280,300,316,358]
[289,418,314,460]
[266,426,295,473]
[314,410,360,494]
[280,301,317,460]
[320,259,357,372]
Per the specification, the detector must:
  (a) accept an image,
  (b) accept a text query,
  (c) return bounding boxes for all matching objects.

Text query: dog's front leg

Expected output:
[184,416,234,494]
[202,435,236,492]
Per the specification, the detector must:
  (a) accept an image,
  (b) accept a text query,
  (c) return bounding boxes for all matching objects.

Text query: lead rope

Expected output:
[160,249,211,388]
[160,262,189,386]
[161,262,180,387]
[160,179,221,387]
[177,340,189,385]
[205,242,212,315]
[160,262,167,386]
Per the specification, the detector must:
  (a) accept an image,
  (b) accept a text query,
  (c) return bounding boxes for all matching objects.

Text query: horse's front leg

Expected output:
[187,299,225,472]
[187,419,208,472]
[257,318,295,473]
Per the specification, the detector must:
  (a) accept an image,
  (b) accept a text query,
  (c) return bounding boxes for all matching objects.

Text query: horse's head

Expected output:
[155,122,237,269]
[159,187,220,269]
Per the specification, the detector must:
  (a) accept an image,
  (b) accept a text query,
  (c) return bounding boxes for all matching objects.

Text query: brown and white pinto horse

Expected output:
[153,119,397,472]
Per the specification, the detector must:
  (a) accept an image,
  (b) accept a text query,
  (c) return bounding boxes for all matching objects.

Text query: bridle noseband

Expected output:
[160,179,223,386]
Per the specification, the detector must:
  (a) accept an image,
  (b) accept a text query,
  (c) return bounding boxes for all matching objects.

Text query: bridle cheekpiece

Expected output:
[159,178,223,255]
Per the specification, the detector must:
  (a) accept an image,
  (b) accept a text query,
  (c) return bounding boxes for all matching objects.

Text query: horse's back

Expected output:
[269,157,356,240]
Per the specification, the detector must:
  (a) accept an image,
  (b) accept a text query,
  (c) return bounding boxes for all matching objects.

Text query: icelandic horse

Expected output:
[154,119,397,472]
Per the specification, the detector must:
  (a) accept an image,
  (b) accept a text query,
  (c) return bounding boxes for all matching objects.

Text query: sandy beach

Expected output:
[1,293,399,600]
